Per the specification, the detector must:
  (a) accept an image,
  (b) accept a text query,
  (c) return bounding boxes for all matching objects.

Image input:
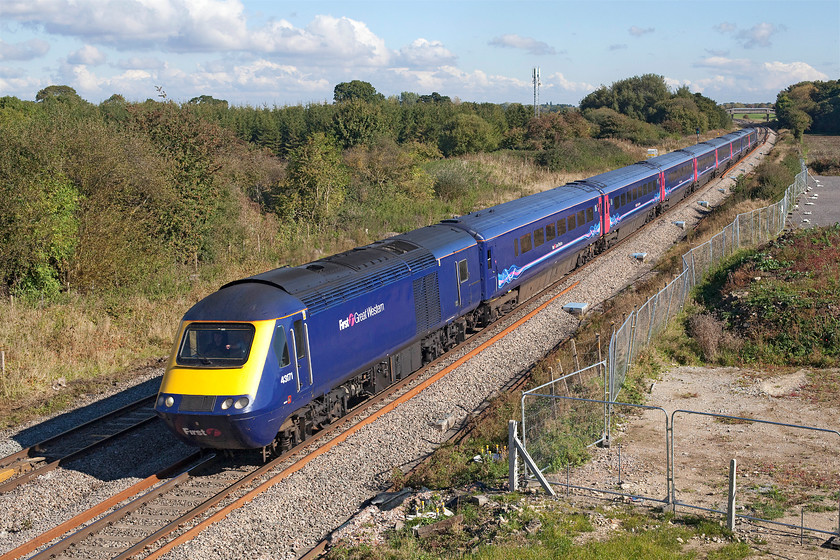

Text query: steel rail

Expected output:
[0,396,159,492]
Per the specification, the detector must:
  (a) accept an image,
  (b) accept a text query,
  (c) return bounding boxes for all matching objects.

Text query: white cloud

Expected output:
[713,21,785,49]
[628,26,654,37]
[489,34,556,56]
[67,45,106,65]
[737,23,785,49]
[545,72,595,93]
[694,56,754,73]
[255,15,391,66]
[687,57,827,101]
[714,22,737,34]
[397,39,456,68]
[760,61,828,88]
[116,56,166,70]
[0,38,50,61]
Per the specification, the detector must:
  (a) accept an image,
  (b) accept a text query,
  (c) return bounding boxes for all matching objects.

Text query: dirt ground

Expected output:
[565,366,840,559]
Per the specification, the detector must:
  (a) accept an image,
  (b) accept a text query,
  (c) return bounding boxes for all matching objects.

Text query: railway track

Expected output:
[0,396,159,493]
[3,273,582,560]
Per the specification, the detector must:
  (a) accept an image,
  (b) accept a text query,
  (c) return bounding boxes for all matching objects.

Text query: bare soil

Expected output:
[573,366,840,558]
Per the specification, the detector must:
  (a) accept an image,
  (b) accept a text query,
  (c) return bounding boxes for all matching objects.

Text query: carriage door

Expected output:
[288,312,313,392]
[455,258,471,308]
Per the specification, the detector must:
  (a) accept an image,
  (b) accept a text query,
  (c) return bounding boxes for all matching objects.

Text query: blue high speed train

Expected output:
[155,127,762,453]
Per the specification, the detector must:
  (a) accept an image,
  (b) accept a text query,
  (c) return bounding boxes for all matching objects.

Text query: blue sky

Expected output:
[1,0,837,107]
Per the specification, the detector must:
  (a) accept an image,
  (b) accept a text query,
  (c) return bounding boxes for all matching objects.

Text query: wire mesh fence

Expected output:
[610,163,808,402]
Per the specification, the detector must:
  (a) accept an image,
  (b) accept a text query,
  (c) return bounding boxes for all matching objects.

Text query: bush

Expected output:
[536,138,636,172]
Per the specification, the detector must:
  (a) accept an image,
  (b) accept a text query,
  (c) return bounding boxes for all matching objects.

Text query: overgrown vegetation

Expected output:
[690,225,840,368]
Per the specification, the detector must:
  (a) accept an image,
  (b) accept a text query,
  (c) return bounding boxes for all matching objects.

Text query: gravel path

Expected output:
[0,134,774,559]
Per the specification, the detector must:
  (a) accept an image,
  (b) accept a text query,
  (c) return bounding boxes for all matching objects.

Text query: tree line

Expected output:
[0,75,733,301]
[775,80,840,139]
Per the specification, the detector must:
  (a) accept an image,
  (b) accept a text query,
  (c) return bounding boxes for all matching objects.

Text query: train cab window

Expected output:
[520,232,533,253]
[273,324,291,367]
[586,207,594,223]
[576,210,585,227]
[176,323,255,368]
[534,227,545,247]
[293,319,305,360]
[458,259,469,282]
[557,218,566,235]
[546,222,556,241]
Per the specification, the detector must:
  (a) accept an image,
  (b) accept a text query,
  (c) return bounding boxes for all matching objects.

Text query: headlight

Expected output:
[234,397,249,409]
[164,396,175,408]
[221,398,234,410]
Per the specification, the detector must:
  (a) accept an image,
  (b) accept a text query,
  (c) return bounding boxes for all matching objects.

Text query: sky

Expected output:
[0,0,837,107]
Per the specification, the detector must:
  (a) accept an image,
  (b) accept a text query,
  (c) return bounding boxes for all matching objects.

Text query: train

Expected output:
[155,126,764,454]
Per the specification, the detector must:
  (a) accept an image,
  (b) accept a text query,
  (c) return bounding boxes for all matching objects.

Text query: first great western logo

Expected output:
[338,302,385,331]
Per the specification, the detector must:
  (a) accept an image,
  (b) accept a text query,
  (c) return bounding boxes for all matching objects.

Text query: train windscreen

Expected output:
[176,323,255,367]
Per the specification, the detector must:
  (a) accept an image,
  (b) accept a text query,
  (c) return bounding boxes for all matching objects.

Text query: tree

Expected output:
[419,92,450,104]
[282,133,349,224]
[580,75,670,123]
[438,113,499,156]
[0,124,79,298]
[187,95,229,108]
[333,98,389,148]
[400,92,420,106]
[344,137,435,202]
[333,80,384,104]
[36,85,82,103]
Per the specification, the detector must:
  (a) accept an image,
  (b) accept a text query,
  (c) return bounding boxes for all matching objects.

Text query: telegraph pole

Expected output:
[533,67,541,118]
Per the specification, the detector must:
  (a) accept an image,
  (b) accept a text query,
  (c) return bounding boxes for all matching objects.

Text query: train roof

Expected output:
[680,143,716,156]
[441,182,602,241]
[645,149,694,168]
[218,235,448,316]
[183,281,304,322]
[577,161,659,196]
[391,224,478,261]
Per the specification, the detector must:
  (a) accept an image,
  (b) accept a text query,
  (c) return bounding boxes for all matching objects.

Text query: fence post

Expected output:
[646,293,658,345]
[509,420,519,491]
[727,459,737,531]
[570,338,580,373]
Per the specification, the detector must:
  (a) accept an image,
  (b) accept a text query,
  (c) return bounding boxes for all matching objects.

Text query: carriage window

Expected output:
[514,238,519,256]
[546,222,556,241]
[273,324,291,367]
[586,207,594,223]
[613,197,619,209]
[557,218,566,235]
[576,210,585,226]
[632,188,638,201]
[534,227,545,247]
[520,233,533,253]
[620,193,626,207]
[567,214,576,231]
